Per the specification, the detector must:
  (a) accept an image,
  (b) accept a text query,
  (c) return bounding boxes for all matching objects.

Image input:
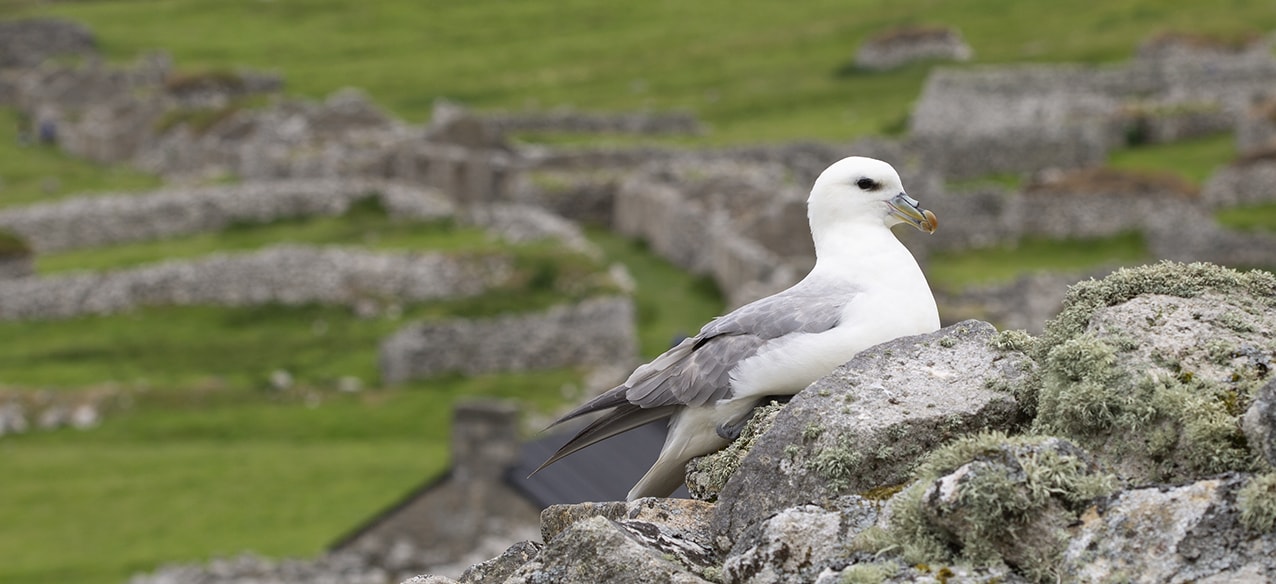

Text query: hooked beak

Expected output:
[887,192,938,234]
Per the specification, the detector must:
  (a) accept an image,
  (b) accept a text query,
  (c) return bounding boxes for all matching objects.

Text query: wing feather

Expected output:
[531,404,678,476]
[535,277,859,472]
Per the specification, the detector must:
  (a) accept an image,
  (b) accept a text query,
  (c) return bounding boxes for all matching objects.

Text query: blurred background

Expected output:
[2,1,1276,582]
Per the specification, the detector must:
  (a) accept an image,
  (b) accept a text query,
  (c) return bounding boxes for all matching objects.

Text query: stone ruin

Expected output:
[909,32,1276,178]
[379,297,637,384]
[853,25,973,71]
[3,18,1275,347]
[0,18,96,70]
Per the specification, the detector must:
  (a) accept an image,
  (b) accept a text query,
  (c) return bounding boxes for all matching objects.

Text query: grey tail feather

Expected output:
[529,404,678,477]
[541,384,632,431]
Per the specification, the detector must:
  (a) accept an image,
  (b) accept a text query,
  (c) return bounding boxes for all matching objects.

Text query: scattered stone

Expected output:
[854,26,973,71]
[269,370,294,391]
[0,402,28,436]
[337,376,364,393]
[69,403,100,429]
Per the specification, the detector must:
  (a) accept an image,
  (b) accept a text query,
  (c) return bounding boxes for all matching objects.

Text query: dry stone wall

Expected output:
[0,180,453,253]
[1238,97,1276,153]
[0,245,513,321]
[483,109,703,136]
[379,296,637,383]
[1203,157,1276,208]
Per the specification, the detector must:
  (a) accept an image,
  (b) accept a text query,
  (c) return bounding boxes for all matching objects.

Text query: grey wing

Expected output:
[698,279,858,341]
[626,280,857,408]
[532,281,855,476]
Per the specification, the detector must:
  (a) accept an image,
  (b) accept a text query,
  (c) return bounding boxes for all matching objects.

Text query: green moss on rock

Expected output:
[1035,261,1276,362]
[860,432,1115,582]
[1028,262,1275,483]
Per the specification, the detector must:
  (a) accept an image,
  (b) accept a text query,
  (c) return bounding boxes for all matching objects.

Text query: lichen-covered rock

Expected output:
[1060,474,1276,583]
[504,516,714,584]
[1243,379,1276,467]
[722,498,878,584]
[539,498,715,545]
[815,562,1028,584]
[402,576,458,584]
[456,541,541,584]
[1029,262,1276,483]
[710,320,1031,542]
[862,434,1113,582]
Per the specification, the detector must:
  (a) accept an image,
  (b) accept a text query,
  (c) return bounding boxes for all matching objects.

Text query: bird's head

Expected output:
[808,156,938,235]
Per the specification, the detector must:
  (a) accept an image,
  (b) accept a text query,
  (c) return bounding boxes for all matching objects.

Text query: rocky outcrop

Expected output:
[705,320,1031,541]
[411,262,1276,584]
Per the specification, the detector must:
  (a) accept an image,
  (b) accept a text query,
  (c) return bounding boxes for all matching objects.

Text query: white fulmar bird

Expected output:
[535,156,940,500]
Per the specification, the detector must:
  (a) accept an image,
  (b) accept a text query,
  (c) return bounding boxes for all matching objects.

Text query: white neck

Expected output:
[811,217,904,270]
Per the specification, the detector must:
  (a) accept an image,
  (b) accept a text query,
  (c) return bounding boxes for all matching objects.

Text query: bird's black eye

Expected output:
[856,178,877,191]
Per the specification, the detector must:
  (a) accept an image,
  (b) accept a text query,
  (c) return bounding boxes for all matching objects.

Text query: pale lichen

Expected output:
[858,432,1114,583]
[991,328,1036,353]
[837,561,899,584]
[809,434,865,492]
[1028,262,1274,483]
[1238,472,1276,532]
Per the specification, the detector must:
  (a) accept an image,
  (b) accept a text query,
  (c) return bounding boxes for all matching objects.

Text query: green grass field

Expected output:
[9,0,1276,143]
[0,368,580,584]
[3,1,1276,582]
